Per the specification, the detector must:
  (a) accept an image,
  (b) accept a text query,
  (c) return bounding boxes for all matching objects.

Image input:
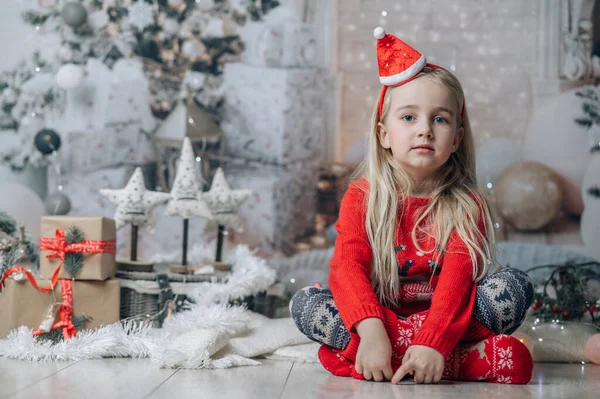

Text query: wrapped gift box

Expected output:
[223,158,319,255]
[0,278,120,338]
[242,22,317,68]
[39,216,117,281]
[221,63,325,165]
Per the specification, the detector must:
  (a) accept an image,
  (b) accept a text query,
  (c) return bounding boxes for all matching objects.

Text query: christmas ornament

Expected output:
[167,0,185,8]
[127,1,155,31]
[56,63,84,90]
[34,129,61,155]
[37,304,59,333]
[162,18,180,37]
[182,40,206,60]
[100,168,170,271]
[89,11,110,31]
[165,137,213,270]
[60,2,88,28]
[165,138,213,220]
[585,334,600,365]
[494,161,563,231]
[204,168,251,265]
[0,184,45,244]
[100,167,170,230]
[45,192,72,215]
[204,168,251,232]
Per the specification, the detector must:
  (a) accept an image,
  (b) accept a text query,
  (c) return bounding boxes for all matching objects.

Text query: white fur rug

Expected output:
[0,246,320,368]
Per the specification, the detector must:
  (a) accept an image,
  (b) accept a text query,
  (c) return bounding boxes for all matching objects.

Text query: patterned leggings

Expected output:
[290,268,533,350]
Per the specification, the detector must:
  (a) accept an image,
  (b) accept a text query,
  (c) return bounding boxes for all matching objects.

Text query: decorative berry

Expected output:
[582,306,589,313]
[553,306,560,312]
[591,305,597,313]
[562,311,570,319]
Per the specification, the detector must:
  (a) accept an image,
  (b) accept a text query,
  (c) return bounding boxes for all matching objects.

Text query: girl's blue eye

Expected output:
[402,115,415,122]
[434,116,448,124]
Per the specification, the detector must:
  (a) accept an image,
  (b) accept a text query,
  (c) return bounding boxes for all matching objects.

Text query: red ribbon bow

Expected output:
[40,228,116,264]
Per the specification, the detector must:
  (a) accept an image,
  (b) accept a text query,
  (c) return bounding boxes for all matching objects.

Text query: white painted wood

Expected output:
[282,362,600,399]
[146,359,293,399]
[0,358,598,398]
[0,358,77,398]
[3,358,176,399]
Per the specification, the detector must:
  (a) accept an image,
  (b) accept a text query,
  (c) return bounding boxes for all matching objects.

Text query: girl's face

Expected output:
[377,77,464,185]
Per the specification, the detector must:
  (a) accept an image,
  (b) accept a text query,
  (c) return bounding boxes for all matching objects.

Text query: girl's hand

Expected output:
[391,345,444,384]
[354,318,394,382]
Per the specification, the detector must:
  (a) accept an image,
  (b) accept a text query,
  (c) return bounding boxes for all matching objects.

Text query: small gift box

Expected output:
[0,268,120,339]
[39,216,117,281]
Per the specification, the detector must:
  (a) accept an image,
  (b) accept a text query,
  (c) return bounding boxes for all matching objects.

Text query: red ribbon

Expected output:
[40,228,116,264]
[0,266,76,338]
[32,280,77,339]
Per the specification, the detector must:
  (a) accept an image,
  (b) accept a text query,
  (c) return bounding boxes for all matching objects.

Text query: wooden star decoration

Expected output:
[100,167,171,230]
[203,168,252,231]
[165,137,213,220]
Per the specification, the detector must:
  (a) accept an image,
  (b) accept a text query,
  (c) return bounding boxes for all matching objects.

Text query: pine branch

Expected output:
[66,226,85,244]
[36,316,89,344]
[0,212,17,235]
[575,118,593,128]
[65,226,85,278]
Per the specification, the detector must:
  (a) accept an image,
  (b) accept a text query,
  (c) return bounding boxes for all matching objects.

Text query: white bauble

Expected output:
[167,0,185,7]
[581,156,600,260]
[522,87,595,215]
[0,183,45,242]
[182,40,206,59]
[162,18,180,37]
[55,63,84,90]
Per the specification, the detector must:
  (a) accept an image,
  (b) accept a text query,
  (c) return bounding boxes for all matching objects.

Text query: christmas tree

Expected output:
[0,0,280,171]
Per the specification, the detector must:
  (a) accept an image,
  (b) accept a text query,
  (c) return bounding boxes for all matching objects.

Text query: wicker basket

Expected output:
[116,264,281,327]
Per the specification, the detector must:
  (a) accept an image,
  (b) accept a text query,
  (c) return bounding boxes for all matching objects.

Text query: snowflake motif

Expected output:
[319,315,329,326]
[396,328,414,348]
[496,375,512,383]
[408,313,426,329]
[497,347,513,370]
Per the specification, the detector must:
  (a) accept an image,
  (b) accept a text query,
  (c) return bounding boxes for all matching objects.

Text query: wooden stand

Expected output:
[211,224,231,271]
[117,225,154,272]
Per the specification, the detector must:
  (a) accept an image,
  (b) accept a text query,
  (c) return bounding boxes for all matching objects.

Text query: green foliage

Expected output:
[36,316,89,344]
[65,226,85,278]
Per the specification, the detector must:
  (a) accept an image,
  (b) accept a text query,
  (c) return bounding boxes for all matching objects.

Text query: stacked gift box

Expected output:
[0,216,120,338]
[219,10,326,255]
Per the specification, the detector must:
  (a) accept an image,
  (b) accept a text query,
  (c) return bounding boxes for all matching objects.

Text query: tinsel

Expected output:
[0,245,291,368]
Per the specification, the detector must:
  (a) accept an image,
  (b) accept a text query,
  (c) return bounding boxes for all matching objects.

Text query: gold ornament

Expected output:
[494,161,563,231]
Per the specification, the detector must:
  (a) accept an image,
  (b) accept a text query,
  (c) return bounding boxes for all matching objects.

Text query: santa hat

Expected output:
[374,27,426,86]
[374,27,464,118]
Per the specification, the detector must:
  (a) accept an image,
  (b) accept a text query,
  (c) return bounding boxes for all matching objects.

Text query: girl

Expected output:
[291,28,534,385]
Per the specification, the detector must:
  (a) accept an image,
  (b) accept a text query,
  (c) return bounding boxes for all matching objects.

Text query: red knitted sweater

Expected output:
[329,179,484,357]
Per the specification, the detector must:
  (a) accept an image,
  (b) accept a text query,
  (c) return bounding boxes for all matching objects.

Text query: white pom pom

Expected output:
[56,63,84,90]
[374,27,385,39]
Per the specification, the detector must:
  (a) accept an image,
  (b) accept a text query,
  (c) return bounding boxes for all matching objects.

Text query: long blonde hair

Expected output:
[355,66,497,307]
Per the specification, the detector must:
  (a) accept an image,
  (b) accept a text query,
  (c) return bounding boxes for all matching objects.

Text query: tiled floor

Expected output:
[1,358,599,399]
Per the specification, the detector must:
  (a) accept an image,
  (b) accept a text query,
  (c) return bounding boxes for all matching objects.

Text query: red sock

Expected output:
[443,334,533,384]
[318,308,422,379]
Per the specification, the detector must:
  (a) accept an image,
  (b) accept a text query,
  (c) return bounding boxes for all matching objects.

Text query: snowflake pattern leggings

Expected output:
[289,268,534,350]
